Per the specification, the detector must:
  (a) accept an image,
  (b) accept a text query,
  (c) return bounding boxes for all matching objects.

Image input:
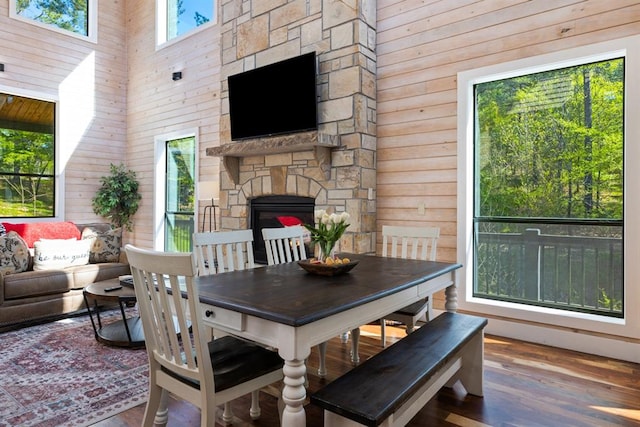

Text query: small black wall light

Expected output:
[0,64,4,72]
[172,71,182,81]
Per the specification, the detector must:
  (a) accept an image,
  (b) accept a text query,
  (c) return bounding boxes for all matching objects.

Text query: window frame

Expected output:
[9,0,98,43]
[0,86,64,221]
[156,0,216,49]
[457,36,640,344]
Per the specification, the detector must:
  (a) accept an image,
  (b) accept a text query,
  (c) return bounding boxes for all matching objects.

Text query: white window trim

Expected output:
[153,128,200,251]
[155,0,216,49]
[457,35,640,361]
[9,0,98,43]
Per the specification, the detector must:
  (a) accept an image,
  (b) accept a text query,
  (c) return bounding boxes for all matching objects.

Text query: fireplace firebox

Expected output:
[249,195,315,264]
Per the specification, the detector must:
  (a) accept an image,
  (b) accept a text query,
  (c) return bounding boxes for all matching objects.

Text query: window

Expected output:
[0,93,56,218]
[10,0,97,42]
[457,36,640,348]
[154,130,198,252]
[474,59,624,317]
[157,0,214,46]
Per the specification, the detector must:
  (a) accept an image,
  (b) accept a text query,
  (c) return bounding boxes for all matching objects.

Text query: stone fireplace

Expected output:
[207,0,377,256]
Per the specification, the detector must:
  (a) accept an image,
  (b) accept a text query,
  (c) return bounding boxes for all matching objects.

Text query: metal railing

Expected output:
[475,228,623,317]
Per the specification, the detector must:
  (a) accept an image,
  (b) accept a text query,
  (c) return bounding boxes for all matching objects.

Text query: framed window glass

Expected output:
[10,0,97,42]
[158,0,214,45]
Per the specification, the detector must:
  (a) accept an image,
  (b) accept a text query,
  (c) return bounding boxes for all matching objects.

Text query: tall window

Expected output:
[474,59,624,317]
[0,94,55,218]
[157,0,214,45]
[458,36,640,348]
[10,0,97,41]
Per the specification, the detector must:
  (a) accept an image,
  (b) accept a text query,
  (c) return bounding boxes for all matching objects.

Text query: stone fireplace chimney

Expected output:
[207,0,377,255]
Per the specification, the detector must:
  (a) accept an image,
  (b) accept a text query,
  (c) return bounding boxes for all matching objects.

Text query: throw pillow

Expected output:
[1,221,81,247]
[0,231,30,275]
[33,239,91,271]
[81,227,122,263]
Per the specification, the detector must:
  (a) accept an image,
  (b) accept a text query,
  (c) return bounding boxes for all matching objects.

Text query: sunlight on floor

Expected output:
[591,406,640,421]
[445,412,492,427]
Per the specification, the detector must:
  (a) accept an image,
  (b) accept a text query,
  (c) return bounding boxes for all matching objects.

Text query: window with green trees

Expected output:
[474,58,624,317]
[0,94,55,218]
[12,0,90,37]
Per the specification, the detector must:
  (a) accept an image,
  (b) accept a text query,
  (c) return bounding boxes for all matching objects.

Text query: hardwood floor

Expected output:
[95,324,640,427]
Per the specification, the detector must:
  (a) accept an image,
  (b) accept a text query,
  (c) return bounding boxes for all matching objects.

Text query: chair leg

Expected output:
[340,331,349,343]
[143,383,164,427]
[317,342,328,377]
[350,327,360,364]
[380,318,387,348]
[250,390,261,419]
[222,402,234,424]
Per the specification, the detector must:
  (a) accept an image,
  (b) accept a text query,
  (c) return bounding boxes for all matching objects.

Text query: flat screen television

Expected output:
[228,52,318,141]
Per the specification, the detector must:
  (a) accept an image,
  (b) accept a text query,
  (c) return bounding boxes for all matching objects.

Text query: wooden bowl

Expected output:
[297,259,359,276]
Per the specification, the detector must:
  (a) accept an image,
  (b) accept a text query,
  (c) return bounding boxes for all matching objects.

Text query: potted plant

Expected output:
[92,163,141,232]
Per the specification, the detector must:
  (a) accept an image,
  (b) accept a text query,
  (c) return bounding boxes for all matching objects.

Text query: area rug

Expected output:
[0,310,149,427]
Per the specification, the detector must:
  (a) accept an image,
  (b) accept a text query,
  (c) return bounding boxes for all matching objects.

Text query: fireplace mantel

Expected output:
[206,131,339,184]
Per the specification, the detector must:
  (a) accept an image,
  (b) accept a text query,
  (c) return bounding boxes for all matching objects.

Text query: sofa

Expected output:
[0,221,130,330]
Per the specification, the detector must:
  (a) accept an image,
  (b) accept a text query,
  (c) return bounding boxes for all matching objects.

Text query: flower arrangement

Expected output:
[304,209,350,263]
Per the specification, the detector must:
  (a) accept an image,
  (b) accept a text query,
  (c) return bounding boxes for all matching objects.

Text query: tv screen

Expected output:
[228,52,318,141]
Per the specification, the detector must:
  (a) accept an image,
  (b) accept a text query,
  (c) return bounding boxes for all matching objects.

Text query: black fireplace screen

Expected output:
[249,195,315,264]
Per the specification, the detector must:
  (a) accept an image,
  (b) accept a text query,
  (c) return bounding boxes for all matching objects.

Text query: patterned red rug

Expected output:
[0,310,148,426]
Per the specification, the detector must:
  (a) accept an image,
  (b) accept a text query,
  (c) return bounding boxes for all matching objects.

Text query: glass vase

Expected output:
[316,239,336,263]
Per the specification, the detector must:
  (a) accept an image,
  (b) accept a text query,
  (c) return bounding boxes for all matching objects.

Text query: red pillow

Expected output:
[276,216,304,227]
[1,221,80,248]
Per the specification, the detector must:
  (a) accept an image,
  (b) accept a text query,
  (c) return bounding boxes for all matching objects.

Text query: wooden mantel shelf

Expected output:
[206,131,339,184]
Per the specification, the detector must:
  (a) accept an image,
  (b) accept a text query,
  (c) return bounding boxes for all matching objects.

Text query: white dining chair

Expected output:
[261,225,360,375]
[379,225,440,347]
[193,229,255,275]
[262,225,307,264]
[125,244,283,427]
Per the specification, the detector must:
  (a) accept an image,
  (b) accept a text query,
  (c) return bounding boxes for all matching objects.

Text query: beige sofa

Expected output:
[0,222,130,330]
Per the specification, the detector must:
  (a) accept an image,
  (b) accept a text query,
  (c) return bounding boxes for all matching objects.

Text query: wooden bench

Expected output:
[310,312,488,427]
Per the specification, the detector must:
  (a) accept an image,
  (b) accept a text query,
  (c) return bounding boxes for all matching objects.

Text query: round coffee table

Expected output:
[83,278,145,348]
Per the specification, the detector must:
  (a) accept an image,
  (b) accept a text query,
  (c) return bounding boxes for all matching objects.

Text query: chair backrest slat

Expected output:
[193,230,255,275]
[382,225,440,261]
[262,226,307,265]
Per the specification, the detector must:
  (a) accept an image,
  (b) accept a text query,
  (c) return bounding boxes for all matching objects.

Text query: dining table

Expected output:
[196,253,462,427]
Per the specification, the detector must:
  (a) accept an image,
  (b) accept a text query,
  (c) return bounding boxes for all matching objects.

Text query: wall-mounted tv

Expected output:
[228,52,318,141]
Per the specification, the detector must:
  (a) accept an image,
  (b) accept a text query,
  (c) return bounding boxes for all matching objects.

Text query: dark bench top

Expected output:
[310,312,488,426]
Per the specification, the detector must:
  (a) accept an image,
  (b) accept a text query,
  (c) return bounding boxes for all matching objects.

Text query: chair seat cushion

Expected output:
[163,335,283,392]
[395,298,428,316]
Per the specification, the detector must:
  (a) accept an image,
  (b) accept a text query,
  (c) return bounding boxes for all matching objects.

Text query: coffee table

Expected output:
[83,278,145,348]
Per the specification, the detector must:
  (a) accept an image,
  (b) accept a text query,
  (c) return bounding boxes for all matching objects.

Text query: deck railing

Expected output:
[475,228,623,317]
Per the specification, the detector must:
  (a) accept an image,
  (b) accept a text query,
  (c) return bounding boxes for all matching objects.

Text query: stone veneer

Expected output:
[207,0,377,255]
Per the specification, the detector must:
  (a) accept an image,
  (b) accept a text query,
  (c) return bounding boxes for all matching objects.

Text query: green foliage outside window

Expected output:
[0,129,55,218]
[476,58,624,221]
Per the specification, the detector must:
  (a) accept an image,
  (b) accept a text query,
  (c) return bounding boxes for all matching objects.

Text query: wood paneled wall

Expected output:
[0,0,128,222]
[124,0,222,247]
[376,0,640,263]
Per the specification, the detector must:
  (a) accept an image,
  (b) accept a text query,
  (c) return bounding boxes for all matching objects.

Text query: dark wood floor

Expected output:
[95,324,640,427]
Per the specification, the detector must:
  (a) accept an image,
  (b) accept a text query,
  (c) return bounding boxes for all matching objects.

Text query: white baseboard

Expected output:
[433,310,640,363]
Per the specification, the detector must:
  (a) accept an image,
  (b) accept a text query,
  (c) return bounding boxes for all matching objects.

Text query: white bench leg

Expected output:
[456,330,485,396]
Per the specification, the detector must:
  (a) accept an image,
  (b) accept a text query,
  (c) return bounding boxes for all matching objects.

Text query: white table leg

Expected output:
[281,358,307,426]
[445,283,458,312]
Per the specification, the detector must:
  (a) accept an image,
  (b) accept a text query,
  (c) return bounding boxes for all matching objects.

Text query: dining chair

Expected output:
[125,244,283,427]
[261,225,360,375]
[193,229,255,275]
[262,225,307,264]
[379,225,440,347]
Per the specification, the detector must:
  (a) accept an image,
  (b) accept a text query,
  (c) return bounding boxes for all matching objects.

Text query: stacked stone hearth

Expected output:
[207,0,377,255]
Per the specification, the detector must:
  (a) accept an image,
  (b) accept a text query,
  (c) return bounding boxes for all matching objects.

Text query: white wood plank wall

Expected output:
[376,0,640,263]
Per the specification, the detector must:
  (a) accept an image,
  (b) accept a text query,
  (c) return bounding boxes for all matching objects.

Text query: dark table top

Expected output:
[197,254,461,327]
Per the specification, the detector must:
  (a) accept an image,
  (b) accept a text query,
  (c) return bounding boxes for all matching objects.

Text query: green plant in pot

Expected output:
[92,163,141,232]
